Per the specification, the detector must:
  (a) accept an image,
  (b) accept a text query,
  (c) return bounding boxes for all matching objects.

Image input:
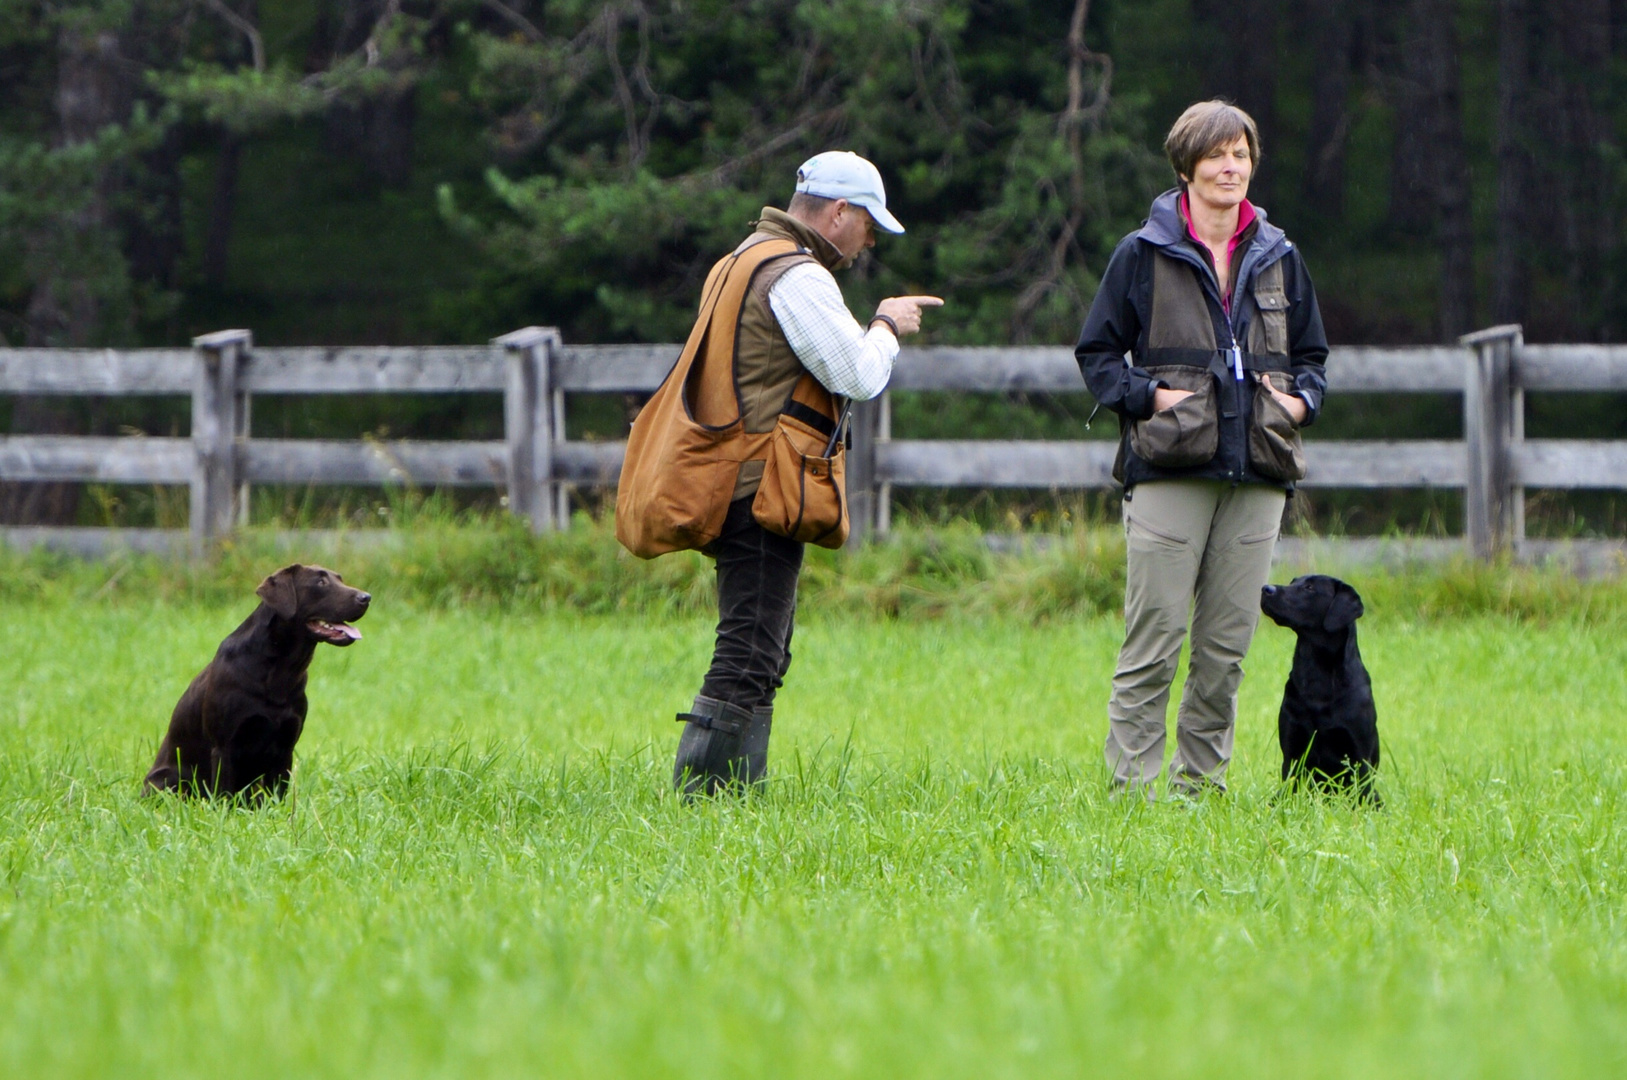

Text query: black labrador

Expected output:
[1260,574,1380,803]
[144,564,370,799]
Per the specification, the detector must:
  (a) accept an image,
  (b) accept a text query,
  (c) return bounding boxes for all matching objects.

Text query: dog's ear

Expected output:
[255,565,301,619]
[1322,582,1365,632]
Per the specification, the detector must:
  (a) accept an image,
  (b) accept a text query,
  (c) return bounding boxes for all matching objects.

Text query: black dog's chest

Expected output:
[1283,643,1375,726]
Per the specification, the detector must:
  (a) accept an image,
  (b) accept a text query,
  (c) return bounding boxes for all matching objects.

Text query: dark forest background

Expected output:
[1,0,1624,533]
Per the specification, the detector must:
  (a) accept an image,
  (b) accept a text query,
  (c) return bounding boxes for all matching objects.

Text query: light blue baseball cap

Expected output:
[794,151,905,234]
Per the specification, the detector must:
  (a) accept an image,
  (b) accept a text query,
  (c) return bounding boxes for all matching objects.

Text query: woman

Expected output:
[1075,100,1328,797]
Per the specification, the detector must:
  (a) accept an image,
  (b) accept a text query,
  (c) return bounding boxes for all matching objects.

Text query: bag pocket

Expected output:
[1128,367,1218,469]
[751,412,849,548]
[1248,371,1307,482]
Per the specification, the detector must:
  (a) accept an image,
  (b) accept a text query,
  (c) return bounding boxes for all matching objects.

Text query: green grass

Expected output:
[2,565,1625,1077]
[8,511,1627,623]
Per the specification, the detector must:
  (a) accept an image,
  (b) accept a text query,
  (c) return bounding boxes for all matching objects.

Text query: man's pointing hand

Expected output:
[873,295,945,337]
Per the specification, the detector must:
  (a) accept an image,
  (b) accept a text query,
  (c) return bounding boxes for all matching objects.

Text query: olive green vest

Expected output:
[730,207,849,500]
[1147,249,1288,358]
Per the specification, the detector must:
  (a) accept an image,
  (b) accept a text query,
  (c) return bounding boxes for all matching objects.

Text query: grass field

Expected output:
[2,543,1626,1077]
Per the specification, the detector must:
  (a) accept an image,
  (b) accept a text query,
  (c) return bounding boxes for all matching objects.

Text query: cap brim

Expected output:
[867,203,905,234]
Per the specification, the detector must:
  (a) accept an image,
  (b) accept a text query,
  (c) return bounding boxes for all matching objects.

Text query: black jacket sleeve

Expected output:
[1075,235,1161,421]
[1284,248,1329,426]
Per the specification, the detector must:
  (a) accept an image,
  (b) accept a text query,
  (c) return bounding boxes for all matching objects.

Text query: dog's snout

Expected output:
[1261,585,1277,596]
[356,592,372,607]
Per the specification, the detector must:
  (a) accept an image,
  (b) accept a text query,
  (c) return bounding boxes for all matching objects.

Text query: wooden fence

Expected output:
[2,323,1625,562]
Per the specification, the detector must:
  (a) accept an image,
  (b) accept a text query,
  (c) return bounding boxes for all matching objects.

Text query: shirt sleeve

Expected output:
[767,262,898,401]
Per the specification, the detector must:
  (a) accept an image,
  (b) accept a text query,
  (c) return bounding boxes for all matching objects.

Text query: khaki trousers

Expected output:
[1105,480,1285,795]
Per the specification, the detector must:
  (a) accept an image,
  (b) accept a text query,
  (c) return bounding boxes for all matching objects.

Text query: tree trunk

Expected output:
[1544,0,1612,338]
[1390,0,1474,340]
[1493,0,1529,325]
[1302,0,1354,219]
[325,87,417,187]
[2,19,130,525]
[204,133,242,286]
[1192,0,1280,210]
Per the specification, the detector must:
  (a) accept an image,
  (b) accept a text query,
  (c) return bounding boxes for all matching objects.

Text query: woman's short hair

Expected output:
[1164,101,1261,188]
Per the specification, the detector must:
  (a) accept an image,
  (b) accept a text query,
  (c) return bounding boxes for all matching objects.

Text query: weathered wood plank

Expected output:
[1322,346,1464,392]
[6,521,1621,576]
[0,435,192,483]
[241,440,508,486]
[883,345,1468,394]
[889,347,1082,392]
[504,334,558,531]
[1273,536,1467,569]
[1303,439,1466,487]
[1515,538,1627,577]
[493,326,556,350]
[0,349,193,394]
[877,440,1118,486]
[1513,440,1627,488]
[554,441,626,483]
[0,528,190,557]
[192,334,249,548]
[0,526,406,558]
[0,434,1483,492]
[1516,345,1627,391]
[549,437,1471,490]
[871,438,1466,489]
[6,342,1623,400]
[243,347,507,393]
[554,345,676,392]
[0,342,1515,398]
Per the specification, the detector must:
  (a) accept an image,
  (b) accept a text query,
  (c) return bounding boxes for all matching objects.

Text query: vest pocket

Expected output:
[1248,372,1307,482]
[1128,367,1218,469]
[1253,286,1290,355]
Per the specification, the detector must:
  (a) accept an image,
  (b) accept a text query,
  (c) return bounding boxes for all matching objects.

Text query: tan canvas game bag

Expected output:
[617,237,849,557]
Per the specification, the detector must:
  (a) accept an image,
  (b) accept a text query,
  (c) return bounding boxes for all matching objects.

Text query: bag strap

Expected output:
[823,399,853,457]
[685,237,805,428]
[774,368,846,449]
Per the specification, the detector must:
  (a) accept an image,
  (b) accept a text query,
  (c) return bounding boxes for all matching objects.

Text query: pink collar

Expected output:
[1180,192,1256,263]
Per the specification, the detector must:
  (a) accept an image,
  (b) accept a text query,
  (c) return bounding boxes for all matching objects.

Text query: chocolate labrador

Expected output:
[144,564,370,799]
[1260,574,1380,804]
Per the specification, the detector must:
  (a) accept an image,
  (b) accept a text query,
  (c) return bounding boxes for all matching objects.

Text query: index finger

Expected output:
[900,296,945,307]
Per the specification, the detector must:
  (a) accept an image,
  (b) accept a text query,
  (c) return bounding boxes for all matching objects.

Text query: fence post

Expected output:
[190,329,251,555]
[494,327,560,533]
[847,396,882,544]
[1460,324,1523,560]
[876,390,893,537]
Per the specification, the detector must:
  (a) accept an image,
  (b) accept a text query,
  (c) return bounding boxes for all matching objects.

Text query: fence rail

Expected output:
[1,323,1623,562]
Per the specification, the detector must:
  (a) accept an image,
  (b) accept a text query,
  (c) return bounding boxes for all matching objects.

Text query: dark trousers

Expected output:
[698,497,804,710]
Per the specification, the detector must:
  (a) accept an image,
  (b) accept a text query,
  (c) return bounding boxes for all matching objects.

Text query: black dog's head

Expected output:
[1261,574,1364,644]
[255,564,371,646]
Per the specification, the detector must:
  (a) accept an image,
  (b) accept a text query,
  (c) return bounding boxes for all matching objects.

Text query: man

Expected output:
[669,150,941,795]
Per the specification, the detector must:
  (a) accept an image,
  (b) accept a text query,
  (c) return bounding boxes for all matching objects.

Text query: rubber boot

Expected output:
[740,705,773,788]
[673,696,753,797]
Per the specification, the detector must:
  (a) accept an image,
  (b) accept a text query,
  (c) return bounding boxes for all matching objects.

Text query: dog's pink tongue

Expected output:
[307,619,363,643]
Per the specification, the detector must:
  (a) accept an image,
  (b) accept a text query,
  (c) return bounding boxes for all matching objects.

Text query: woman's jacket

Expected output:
[1075,188,1329,490]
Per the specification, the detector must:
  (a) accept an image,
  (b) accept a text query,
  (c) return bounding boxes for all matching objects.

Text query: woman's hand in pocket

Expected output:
[1266,383,1308,425]
[1153,387,1195,412]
